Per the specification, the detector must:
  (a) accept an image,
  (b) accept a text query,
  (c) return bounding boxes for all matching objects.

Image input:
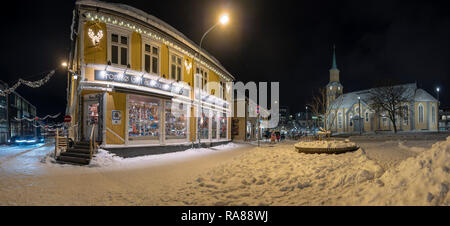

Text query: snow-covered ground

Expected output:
[161,137,449,206]
[0,134,449,206]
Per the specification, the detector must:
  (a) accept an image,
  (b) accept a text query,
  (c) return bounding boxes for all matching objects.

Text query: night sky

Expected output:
[1,0,449,118]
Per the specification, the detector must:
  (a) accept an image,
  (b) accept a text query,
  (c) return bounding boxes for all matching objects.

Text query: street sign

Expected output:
[312,116,318,120]
[64,115,72,122]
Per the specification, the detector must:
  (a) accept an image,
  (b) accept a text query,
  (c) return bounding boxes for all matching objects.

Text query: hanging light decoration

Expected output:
[0,70,56,96]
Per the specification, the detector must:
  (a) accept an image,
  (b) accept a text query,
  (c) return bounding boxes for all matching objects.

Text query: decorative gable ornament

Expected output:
[88,28,104,46]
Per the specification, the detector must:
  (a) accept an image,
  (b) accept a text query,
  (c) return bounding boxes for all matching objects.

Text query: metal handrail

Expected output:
[89,124,96,159]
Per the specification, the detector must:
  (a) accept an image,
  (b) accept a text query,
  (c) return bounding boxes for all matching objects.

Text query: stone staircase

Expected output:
[57,141,95,165]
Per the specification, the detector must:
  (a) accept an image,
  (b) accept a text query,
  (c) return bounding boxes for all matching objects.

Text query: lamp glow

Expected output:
[219,14,229,25]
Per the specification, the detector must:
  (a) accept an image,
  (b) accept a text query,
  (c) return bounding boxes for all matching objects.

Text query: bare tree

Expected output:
[368,81,412,133]
[307,87,343,133]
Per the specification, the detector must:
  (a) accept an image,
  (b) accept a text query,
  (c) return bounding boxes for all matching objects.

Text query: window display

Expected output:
[129,95,160,140]
[198,109,209,139]
[211,111,217,139]
[88,103,99,125]
[165,100,187,139]
[220,112,227,139]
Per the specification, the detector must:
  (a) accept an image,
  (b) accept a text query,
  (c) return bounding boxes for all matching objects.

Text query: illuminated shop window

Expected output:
[164,100,187,139]
[198,109,209,139]
[211,111,217,139]
[128,95,160,140]
[220,112,227,139]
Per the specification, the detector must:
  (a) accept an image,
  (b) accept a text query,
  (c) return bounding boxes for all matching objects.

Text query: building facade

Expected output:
[0,81,38,143]
[232,96,269,141]
[66,0,234,148]
[438,107,450,131]
[326,48,439,133]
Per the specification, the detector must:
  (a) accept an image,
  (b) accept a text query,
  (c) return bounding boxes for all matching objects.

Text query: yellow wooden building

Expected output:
[66,0,234,149]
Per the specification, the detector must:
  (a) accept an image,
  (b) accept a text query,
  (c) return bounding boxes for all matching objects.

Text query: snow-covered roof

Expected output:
[75,0,235,81]
[330,83,437,109]
[414,88,438,102]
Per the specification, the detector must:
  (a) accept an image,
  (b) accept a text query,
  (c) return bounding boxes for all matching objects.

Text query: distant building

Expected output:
[438,107,450,131]
[279,106,290,126]
[232,95,269,141]
[326,47,439,133]
[0,81,38,143]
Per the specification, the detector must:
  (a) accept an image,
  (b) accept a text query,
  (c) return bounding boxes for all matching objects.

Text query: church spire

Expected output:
[331,45,338,70]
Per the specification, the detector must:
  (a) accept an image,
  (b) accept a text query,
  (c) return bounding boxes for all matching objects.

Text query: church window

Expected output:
[365,112,369,122]
[338,112,342,128]
[418,104,424,123]
[403,105,409,125]
[432,105,436,123]
[349,113,353,126]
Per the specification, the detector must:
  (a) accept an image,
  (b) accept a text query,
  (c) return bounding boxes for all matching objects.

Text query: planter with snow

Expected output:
[294,140,359,154]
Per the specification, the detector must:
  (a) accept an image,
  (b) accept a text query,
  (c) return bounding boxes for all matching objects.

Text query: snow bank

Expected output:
[89,142,240,169]
[349,137,450,205]
[164,144,383,206]
[295,140,357,149]
[165,137,450,206]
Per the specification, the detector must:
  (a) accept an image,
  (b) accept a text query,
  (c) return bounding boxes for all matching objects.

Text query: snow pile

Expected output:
[349,136,450,206]
[295,140,357,149]
[89,142,240,168]
[164,144,383,206]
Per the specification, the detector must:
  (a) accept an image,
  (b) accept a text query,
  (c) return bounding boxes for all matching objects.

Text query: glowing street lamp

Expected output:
[61,62,68,67]
[195,12,231,146]
[219,14,229,25]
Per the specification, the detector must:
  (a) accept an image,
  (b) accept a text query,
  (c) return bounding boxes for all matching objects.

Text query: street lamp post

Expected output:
[194,14,229,147]
[358,96,362,135]
[437,87,440,132]
[305,106,308,134]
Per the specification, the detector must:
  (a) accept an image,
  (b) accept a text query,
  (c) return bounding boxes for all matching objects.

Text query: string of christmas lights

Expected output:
[14,113,61,122]
[0,70,56,96]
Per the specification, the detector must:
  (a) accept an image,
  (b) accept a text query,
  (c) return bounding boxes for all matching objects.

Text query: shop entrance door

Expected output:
[83,96,100,141]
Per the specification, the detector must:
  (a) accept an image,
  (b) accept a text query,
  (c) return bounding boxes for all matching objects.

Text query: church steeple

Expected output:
[327,45,343,108]
[329,45,340,83]
[331,45,338,70]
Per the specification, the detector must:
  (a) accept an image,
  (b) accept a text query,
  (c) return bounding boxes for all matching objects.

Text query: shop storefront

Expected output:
[66,1,234,150]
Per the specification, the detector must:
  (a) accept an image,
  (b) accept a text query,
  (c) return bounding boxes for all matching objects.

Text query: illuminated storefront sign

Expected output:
[94,70,189,97]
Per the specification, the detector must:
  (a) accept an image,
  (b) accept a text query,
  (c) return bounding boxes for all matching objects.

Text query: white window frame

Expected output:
[107,26,130,68]
[169,51,183,81]
[142,38,161,76]
[219,81,224,99]
[196,65,208,92]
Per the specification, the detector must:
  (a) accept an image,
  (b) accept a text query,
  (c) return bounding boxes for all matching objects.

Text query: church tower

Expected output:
[326,45,343,107]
